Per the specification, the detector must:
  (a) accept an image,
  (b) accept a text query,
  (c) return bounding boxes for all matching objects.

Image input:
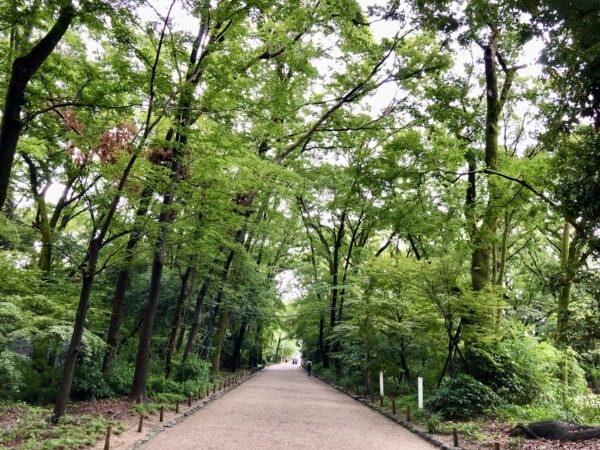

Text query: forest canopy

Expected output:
[0,0,598,438]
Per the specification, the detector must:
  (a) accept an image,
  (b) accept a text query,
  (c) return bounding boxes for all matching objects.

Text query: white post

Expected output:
[379,371,384,397]
[418,377,424,410]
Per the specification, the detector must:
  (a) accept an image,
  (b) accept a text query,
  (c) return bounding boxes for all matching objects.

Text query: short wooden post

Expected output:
[175,400,180,413]
[392,398,396,415]
[362,388,367,399]
[452,428,459,447]
[206,387,210,397]
[379,395,384,407]
[493,442,500,450]
[213,384,216,394]
[137,415,144,432]
[406,406,411,421]
[104,425,112,450]
[188,396,192,407]
[159,406,164,422]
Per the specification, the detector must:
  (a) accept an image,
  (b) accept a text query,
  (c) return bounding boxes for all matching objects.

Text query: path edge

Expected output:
[128,369,264,450]
[312,373,461,450]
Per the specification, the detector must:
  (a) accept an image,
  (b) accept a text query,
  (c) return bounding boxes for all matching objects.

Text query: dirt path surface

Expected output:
[141,364,436,450]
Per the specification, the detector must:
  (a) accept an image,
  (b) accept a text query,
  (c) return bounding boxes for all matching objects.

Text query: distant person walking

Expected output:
[306,360,312,377]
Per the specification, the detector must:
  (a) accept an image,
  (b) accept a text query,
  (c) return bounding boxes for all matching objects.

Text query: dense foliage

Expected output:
[0,0,598,434]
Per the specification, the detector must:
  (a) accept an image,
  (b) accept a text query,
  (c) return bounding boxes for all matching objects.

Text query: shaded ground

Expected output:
[0,399,128,449]
[141,363,436,450]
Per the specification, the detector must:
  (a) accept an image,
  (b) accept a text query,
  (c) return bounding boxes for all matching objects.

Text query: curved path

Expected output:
[142,364,435,450]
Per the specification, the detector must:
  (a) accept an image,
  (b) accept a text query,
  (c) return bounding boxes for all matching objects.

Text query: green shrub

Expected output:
[106,361,135,396]
[427,374,502,419]
[174,354,210,383]
[465,337,541,404]
[465,334,588,405]
[147,374,183,396]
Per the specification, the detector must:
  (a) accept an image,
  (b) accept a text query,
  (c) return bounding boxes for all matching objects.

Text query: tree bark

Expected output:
[129,183,176,402]
[0,3,75,209]
[53,238,99,419]
[229,321,246,372]
[210,310,231,375]
[102,185,154,375]
[556,222,573,346]
[165,267,193,377]
[470,30,517,293]
[509,421,600,441]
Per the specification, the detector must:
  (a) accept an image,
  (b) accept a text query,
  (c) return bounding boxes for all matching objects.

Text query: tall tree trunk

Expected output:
[53,238,99,419]
[0,3,75,209]
[102,186,154,375]
[470,30,517,293]
[318,311,327,367]
[273,335,282,362]
[229,321,246,372]
[200,284,227,359]
[210,310,231,375]
[182,277,211,360]
[165,267,193,377]
[249,323,262,368]
[556,222,573,346]
[54,146,146,419]
[129,188,175,402]
[129,8,212,399]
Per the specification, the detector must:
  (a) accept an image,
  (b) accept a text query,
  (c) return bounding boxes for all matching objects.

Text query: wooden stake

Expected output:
[104,425,112,450]
[392,398,396,415]
[213,384,216,394]
[188,396,192,407]
[453,428,459,447]
[159,406,164,422]
[406,406,411,422]
[175,400,180,413]
[379,395,384,407]
[137,415,144,432]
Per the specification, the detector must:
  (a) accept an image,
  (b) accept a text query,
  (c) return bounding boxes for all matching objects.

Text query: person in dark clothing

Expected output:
[306,360,312,377]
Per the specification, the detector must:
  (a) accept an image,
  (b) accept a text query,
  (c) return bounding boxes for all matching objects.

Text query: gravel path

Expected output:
[141,363,436,450]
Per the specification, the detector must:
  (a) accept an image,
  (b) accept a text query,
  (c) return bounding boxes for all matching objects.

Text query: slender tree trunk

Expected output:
[53,238,99,419]
[318,311,326,365]
[102,187,154,374]
[249,323,262,368]
[129,194,173,402]
[210,310,231,375]
[54,148,144,419]
[273,335,282,362]
[165,267,193,377]
[556,222,572,346]
[0,3,75,209]
[182,277,211,360]
[470,30,517,293]
[201,286,226,359]
[229,321,246,372]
